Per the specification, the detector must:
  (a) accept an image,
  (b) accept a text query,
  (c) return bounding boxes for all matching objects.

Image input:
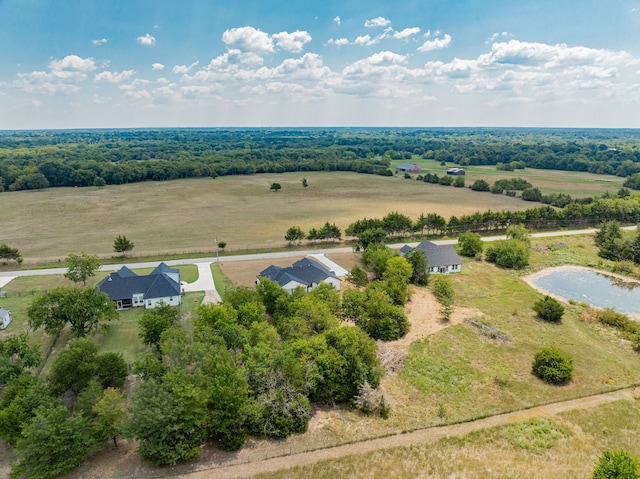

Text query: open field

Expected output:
[0,167,620,262]
[392,157,627,197]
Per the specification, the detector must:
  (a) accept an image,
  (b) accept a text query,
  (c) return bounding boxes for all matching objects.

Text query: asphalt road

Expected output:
[0,226,635,282]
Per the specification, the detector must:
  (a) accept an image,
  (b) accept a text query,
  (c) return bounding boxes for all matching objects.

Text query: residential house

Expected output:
[257,257,341,293]
[0,308,11,330]
[97,262,182,309]
[401,240,462,274]
[446,167,465,175]
[396,163,422,173]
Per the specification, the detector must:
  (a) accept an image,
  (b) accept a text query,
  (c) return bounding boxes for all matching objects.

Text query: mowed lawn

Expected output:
[4,171,540,261]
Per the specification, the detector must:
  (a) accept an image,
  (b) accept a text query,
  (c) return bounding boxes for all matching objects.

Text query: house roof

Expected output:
[409,240,461,268]
[97,262,181,301]
[258,257,339,289]
[396,163,421,171]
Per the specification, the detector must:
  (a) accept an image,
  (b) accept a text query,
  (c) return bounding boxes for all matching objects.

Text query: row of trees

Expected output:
[2,128,640,192]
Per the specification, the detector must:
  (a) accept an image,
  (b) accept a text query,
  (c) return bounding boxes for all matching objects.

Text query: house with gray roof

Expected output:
[396,163,422,173]
[401,240,462,274]
[0,308,11,330]
[97,262,182,309]
[257,257,341,293]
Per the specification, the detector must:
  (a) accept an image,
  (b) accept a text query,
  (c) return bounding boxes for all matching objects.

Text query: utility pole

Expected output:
[215,237,219,263]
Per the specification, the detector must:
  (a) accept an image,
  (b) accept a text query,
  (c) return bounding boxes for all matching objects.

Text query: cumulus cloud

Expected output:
[137,34,156,46]
[92,38,108,46]
[417,33,452,52]
[94,70,136,83]
[152,63,165,70]
[14,55,96,94]
[272,30,312,53]
[172,61,199,74]
[49,55,96,73]
[354,34,374,46]
[365,17,391,28]
[328,38,350,46]
[222,26,273,53]
[333,16,341,25]
[393,27,421,40]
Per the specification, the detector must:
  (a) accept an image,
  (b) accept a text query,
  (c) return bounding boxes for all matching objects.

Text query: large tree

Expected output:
[64,252,101,286]
[0,333,42,387]
[9,404,94,479]
[28,286,118,337]
[139,303,180,348]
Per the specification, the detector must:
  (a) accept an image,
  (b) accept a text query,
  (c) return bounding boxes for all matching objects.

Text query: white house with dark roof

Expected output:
[97,262,182,309]
[401,240,462,274]
[0,308,11,330]
[257,258,341,293]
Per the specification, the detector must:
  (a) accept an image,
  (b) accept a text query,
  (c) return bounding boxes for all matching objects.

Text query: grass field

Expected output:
[247,398,640,479]
[1,167,623,262]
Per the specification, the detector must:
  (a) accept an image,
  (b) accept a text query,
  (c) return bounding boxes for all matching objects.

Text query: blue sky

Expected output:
[1,0,639,129]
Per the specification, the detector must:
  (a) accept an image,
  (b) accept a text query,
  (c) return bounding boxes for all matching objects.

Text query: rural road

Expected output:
[1,226,635,284]
[170,386,640,479]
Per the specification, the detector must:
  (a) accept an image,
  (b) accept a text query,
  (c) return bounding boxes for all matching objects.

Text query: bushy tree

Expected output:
[346,265,369,287]
[533,296,565,323]
[458,232,483,257]
[269,182,281,192]
[431,275,455,321]
[9,404,94,479]
[284,226,305,245]
[113,234,134,257]
[64,252,101,286]
[592,449,640,479]
[361,244,397,279]
[485,239,530,269]
[0,243,23,264]
[532,347,573,384]
[470,179,490,192]
[28,286,118,337]
[405,249,429,285]
[0,333,42,387]
[139,303,180,347]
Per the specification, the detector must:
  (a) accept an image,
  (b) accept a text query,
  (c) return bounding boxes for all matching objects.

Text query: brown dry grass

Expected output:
[3,172,532,261]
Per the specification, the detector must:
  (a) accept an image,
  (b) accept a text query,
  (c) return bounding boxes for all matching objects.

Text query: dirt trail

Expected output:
[173,387,639,479]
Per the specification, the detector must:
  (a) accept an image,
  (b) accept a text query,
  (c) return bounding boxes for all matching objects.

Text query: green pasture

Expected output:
[391,157,626,197]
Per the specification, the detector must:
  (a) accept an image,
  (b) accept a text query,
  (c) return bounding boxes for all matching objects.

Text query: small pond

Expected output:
[531,268,640,316]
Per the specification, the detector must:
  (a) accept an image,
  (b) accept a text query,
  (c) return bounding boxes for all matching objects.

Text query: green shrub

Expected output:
[592,449,640,479]
[533,296,565,323]
[532,347,573,384]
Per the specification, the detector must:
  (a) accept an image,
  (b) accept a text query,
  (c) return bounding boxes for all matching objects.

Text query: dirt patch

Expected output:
[387,287,486,348]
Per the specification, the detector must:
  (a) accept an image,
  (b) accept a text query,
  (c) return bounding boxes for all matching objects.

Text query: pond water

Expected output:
[531,268,640,315]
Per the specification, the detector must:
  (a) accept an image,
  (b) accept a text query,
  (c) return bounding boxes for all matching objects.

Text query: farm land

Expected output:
[1,165,640,478]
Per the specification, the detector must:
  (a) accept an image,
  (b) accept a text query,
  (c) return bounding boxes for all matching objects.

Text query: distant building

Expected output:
[0,308,11,330]
[97,262,182,310]
[400,240,462,274]
[446,167,465,175]
[396,163,422,173]
[257,257,341,293]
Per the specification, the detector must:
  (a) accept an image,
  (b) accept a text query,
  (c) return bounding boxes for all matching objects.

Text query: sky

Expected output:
[1,0,640,129]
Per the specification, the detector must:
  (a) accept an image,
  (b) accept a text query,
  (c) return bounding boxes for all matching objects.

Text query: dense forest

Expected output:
[1,128,640,192]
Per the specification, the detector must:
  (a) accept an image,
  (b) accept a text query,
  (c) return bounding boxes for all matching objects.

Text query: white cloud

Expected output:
[49,55,96,73]
[119,79,151,91]
[393,27,421,40]
[272,30,312,53]
[354,35,373,46]
[94,70,136,83]
[222,26,273,53]
[172,61,199,74]
[152,63,165,70]
[92,38,108,46]
[333,16,341,25]
[328,38,350,46]
[417,33,452,52]
[137,34,156,46]
[365,17,391,28]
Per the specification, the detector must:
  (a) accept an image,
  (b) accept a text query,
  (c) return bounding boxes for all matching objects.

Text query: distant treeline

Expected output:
[1,128,640,192]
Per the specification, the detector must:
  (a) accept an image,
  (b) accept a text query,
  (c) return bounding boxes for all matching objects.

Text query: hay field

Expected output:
[2,171,531,261]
